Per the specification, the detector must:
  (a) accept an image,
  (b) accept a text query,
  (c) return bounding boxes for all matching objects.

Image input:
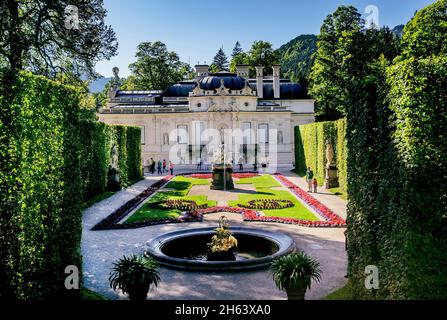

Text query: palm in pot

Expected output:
[270,252,322,300]
[109,254,160,301]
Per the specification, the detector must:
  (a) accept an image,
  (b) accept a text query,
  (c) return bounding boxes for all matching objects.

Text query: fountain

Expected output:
[210,142,234,190]
[146,218,294,271]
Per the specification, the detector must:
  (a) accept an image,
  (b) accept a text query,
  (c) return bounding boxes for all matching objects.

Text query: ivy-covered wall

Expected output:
[294,119,347,193]
[0,70,142,300]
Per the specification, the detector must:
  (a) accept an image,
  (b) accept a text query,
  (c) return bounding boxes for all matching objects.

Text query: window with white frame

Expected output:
[258,123,269,144]
[177,125,188,144]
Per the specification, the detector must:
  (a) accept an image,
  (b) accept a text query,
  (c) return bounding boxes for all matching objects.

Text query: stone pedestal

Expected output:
[211,164,234,190]
[325,165,339,189]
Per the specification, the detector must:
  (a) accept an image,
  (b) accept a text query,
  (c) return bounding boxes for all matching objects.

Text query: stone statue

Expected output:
[325,140,339,189]
[325,140,336,168]
[107,144,120,191]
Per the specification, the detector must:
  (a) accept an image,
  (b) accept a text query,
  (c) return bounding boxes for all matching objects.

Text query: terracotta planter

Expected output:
[286,287,307,300]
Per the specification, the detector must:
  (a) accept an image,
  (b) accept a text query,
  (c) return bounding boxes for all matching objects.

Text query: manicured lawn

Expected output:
[125,177,216,224]
[323,284,355,300]
[81,287,107,300]
[236,175,281,188]
[230,175,319,221]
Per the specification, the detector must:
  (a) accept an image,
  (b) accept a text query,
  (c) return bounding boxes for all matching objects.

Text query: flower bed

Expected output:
[91,176,201,230]
[237,199,293,210]
[272,174,346,226]
[149,199,208,211]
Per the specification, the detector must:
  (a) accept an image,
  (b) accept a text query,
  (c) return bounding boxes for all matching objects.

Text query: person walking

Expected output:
[197,157,202,171]
[238,157,244,171]
[313,178,318,193]
[157,160,162,175]
[162,159,167,173]
[149,158,155,175]
[169,160,174,176]
[306,167,314,192]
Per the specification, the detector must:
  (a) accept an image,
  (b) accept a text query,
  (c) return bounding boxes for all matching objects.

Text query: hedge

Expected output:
[0,70,142,300]
[0,70,82,299]
[79,122,142,201]
[294,118,347,193]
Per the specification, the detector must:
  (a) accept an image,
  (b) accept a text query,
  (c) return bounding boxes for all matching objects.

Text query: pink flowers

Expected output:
[273,174,346,227]
[188,173,259,179]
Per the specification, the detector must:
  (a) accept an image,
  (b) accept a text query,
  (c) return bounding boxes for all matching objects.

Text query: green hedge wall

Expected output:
[0,70,82,299]
[294,119,347,192]
[0,70,142,300]
[79,122,142,200]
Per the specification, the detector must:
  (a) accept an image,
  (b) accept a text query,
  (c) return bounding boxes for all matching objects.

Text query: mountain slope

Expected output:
[276,34,317,82]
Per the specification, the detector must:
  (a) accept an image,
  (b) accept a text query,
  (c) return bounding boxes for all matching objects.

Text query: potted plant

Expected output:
[270,252,322,300]
[109,254,160,301]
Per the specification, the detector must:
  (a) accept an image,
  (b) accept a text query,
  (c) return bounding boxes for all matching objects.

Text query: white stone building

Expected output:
[98,65,315,171]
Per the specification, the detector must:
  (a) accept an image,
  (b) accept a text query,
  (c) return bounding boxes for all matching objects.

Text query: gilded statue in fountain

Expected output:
[207,216,238,261]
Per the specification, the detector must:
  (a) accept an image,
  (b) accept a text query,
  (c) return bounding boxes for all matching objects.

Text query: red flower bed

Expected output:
[189,173,212,179]
[232,173,259,179]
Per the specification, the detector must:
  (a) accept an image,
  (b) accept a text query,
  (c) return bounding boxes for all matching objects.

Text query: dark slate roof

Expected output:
[163,83,196,97]
[199,72,246,91]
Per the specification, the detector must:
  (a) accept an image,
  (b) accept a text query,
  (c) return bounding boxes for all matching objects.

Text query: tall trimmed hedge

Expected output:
[346,1,447,300]
[294,119,347,193]
[79,122,142,200]
[0,70,82,299]
[0,70,142,300]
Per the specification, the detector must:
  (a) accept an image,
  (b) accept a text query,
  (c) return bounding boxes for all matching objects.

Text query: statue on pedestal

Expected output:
[324,140,339,189]
[107,144,121,191]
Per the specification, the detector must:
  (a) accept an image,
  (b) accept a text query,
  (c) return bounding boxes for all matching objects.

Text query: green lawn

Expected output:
[125,176,215,224]
[236,175,281,188]
[230,175,319,221]
[323,284,355,300]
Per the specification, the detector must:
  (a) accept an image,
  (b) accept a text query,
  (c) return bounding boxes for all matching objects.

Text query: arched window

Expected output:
[277,131,284,145]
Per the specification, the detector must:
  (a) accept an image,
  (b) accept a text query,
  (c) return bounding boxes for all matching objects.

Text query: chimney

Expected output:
[236,64,249,78]
[272,65,281,99]
[195,64,209,78]
[255,66,264,99]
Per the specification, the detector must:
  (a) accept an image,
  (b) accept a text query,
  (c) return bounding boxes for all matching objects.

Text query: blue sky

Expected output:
[95,0,436,77]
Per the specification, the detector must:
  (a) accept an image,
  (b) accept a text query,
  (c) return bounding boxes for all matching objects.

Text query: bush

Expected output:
[294,118,347,193]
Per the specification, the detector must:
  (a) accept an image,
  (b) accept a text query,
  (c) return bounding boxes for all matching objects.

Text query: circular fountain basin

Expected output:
[146,227,295,271]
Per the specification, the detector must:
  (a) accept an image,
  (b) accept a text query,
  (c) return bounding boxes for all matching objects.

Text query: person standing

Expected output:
[306,167,314,192]
[238,157,244,171]
[162,159,167,173]
[169,161,174,176]
[313,178,318,193]
[157,160,162,175]
[150,158,155,175]
[197,157,202,171]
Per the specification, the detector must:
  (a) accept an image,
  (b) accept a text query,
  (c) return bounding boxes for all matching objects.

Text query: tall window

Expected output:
[177,125,188,144]
[193,121,204,145]
[140,126,145,145]
[258,123,269,144]
[243,122,251,145]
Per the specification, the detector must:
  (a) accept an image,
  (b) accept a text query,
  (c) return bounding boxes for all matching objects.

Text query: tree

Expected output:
[232,41,243,57]
[212,48,229,71]
[247,41,280,77]
[128,41,189,90]
[0,0,118,78]
[229,52,250,73]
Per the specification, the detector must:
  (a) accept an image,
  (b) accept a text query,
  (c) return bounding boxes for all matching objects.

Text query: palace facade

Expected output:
[98,64,315,171]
